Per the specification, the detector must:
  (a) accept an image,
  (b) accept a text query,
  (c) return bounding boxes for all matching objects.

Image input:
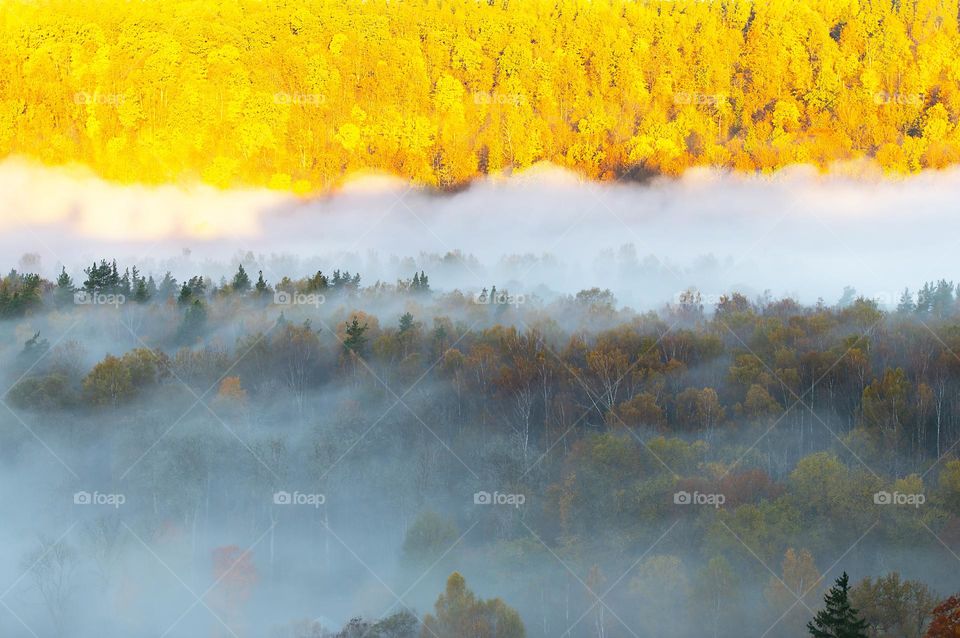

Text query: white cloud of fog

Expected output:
[2,157,958,309]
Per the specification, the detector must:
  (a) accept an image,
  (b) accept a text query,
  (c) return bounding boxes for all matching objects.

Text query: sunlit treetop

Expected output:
[2,0,959,192]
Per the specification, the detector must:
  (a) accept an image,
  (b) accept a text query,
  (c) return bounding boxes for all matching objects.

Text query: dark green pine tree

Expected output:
[807,572,869,638]
[157,272,178,301]
[178,282,193,306]
[895,288,915,314]
[176,299,208,344]
[119,267,131,297]
[305,270,328,292]
[232,264,251,293]
[398,312,415,334]
[254,270,270,296]
[55,267,75,306]
[18,331,49,365]
[133,276,150,303]
[343,317,369,355]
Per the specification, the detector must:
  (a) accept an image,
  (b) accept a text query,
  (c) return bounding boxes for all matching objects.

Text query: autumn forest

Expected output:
[4,0,960,636]
[3,0,960,191]
[0,262,958,636]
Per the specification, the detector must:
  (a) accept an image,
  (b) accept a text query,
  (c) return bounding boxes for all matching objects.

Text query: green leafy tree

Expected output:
[421,572,525,638]
[850,572,937,638]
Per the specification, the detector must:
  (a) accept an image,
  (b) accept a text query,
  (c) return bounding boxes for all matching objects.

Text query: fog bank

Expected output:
[2,159,958,308]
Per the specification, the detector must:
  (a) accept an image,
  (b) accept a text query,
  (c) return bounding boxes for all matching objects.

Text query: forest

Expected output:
[1,260,960,637]
[3,0,960,191]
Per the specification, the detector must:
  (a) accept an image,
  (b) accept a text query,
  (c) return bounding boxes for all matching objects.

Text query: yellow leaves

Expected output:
[922,103,950,141]
[328,33,347,56]
[116,94,144,129]
[773,100,802,133]
[335,123,361,153]
[268,173,291,190]
[452,36,483,80]
[85,112,101,141]
[202,155,238,188]
[2,0,960,191]
[349,105,367,124]
[627,134,655,164]
[433,74,465,113]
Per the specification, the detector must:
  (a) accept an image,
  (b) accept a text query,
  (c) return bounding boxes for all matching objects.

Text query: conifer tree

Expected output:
[344,317,369,355]
[232,264,251,293]
[807,573,869,638]
[254,270,270,296]
[55,267,75,306]
[133,277,150,303]
[896,288,915,314]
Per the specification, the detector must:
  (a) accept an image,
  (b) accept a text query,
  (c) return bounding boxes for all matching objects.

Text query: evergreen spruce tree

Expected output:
[305,270,328,292]
[108,260,121,292]
[343,317,369,355]
[807,572,869,638]
[157,272,178,301]
[178,282,193,306]
[18,331,49,365]
[119,267,131,297]
[177,299,207,344]
[398,312,415,334]
[133,276,150,303]
[232,264,251,293]
[55,267,75,306]
[916,282,934,314]
[896,288,915,314]
[146,275,158,299]
[254,270,270,296]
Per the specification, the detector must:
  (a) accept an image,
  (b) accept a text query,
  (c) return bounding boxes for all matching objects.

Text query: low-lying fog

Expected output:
[3,158,957,309]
